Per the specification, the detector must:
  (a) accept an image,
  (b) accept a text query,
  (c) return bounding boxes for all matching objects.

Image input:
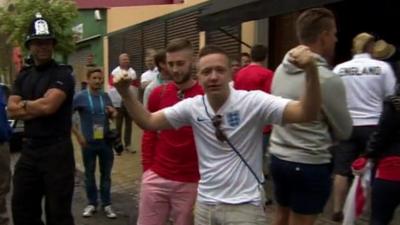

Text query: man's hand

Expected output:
[114,75,133,98]
[282,45,321,124]
[76,134,87,148]
[287,45,316,72]
[106,106,117,118]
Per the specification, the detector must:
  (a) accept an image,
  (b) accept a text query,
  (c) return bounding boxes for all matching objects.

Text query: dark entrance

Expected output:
[329,0,400,64]
[200,0,399,69]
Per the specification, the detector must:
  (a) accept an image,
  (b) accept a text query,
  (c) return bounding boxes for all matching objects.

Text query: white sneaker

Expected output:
[104,205,117,219]
[125,146,136,153]
[82,205,96,217]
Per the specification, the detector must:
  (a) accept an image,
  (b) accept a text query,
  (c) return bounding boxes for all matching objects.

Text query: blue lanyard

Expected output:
[156,73,164,84]
[86,90,105,115]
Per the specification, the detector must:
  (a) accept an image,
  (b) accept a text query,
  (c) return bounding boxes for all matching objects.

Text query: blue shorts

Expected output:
[270,155,332,214]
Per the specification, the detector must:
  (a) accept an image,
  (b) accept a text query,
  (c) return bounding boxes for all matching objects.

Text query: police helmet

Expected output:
[24,12,57,48]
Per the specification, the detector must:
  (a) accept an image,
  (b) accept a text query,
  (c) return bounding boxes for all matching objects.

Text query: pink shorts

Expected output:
[137,169,198,225]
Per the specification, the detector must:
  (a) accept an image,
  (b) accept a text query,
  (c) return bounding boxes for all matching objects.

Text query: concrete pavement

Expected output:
[6,123,400,224]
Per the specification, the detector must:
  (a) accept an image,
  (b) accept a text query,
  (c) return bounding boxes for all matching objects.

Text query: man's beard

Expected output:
[174,69,192,85]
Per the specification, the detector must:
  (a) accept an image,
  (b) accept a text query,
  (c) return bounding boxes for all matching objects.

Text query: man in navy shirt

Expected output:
[72,68,118,219]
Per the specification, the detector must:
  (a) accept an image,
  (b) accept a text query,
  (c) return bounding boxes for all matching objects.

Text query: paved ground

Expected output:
[6,123,400,224]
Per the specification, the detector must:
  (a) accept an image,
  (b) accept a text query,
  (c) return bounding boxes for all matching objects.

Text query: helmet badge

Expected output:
[33,13,50,36]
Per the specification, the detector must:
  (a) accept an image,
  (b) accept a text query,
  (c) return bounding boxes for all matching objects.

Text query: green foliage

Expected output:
[0,0,78,55]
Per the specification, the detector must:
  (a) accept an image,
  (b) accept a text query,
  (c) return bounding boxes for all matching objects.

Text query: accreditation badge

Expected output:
[93,124,104,140]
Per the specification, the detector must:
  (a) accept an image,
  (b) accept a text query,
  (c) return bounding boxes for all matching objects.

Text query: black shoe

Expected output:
[331,211,343,222]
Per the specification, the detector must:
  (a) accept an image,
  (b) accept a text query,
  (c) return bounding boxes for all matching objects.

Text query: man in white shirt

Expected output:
[141,49,158,90]
[110,53,137,153]
[142,49,171,108]
[115,44,322,225]
[331,32,396,221]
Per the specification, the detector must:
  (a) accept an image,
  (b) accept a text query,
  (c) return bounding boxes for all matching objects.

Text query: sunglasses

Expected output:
[212,115,227,142]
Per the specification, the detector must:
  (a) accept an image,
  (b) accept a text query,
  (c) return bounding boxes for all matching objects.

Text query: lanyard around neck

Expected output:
[87,89,105,115]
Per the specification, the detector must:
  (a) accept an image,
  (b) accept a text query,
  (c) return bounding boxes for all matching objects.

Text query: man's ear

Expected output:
[319,30,330,47]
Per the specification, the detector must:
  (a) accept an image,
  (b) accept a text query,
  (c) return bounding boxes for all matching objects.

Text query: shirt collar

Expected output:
[353,53,372,59]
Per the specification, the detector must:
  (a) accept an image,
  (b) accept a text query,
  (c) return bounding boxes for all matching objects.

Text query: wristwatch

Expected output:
[22,100,28,110]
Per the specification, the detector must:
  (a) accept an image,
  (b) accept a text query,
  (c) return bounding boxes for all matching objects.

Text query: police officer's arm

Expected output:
[22,88,67,117]
[7,73,35,120]
[8,89,66,119]
[281,45,321,123]
[24,68,74,117]
[114,79,173,131]
[7,95,34,120]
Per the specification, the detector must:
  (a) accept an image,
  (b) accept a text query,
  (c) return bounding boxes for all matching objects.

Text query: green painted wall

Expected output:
[72,9,107,67]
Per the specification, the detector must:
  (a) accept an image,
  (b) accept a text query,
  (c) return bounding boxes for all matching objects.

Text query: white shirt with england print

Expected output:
[164,87,290,205]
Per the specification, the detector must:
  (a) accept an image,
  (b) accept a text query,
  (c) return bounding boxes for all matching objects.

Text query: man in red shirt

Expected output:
[138,38,203,225]
[234,44,274,143]
[234,44,274,204]
[234,45,273,93]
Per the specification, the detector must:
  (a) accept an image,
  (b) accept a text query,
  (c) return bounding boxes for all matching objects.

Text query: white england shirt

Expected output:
[164,88,290,205]
[140,68,158,85]
[333,53,396,126]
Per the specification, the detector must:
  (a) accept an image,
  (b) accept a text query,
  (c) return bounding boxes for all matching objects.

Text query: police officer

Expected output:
[7,13,75,225]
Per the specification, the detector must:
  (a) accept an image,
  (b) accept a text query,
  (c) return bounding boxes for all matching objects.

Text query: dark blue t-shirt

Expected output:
[73,90,112,142]
[12,61,75,138]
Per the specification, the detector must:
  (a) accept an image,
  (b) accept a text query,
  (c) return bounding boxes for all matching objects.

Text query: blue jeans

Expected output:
[82,141,114,207]
[370,179,400,225]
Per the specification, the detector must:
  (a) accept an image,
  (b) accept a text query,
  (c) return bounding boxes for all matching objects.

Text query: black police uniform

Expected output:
[11,60,75,225]
[11,13,75,225]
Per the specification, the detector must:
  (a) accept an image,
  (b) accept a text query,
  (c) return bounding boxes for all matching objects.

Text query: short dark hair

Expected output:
[241,52,250,58]
[86,67,102,78]
[251,44,268,62]
[198,45,231,65]
[154,49,166,70]
[296,8,335,44]
[166,38,193,53]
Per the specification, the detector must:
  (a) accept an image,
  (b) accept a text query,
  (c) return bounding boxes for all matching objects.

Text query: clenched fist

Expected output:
[113,69,131,84]
[113,70,132,98]
[287,45,316,71]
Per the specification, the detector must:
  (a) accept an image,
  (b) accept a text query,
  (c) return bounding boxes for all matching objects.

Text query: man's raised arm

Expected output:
[282,45,322,124]
[115,78,172,131]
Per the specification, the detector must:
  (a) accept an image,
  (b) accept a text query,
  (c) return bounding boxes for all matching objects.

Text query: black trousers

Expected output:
[12,138,75,225]
[370,179,400,225]
[116,105,132,147]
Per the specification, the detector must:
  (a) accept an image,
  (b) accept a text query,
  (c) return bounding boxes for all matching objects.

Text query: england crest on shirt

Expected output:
[227,111,240,127]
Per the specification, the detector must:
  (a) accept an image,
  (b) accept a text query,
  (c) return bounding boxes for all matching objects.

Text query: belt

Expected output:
[25,137,69,147]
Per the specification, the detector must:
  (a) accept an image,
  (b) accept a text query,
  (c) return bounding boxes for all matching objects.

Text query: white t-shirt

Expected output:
[164,88,290,205]
[333,53,396,126]
[110,66,138,107]
[108,87,122,108]
[141,68,158,84]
